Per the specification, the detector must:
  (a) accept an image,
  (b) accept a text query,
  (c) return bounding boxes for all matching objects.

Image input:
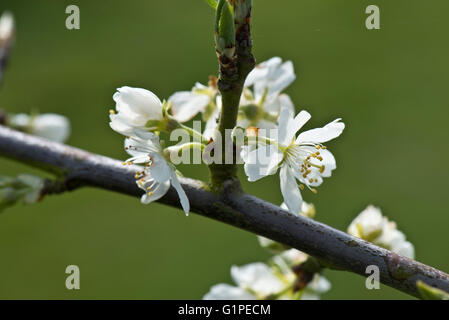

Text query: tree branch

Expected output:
[0,125,448,299]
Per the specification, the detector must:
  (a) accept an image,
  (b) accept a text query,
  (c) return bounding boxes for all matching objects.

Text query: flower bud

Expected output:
[0,11,14,44]
[0,174,45,213]
[215,0,236,61]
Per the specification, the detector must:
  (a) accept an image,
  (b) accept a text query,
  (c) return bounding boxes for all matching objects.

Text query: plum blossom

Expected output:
[203,254,331,300]
[244,56,296,101]
[241,108,344,214]
[123,129,189,215]
[348,205,415,259]
[237,57,296,130]
[8,113,71,143]
[109,86,165,136]
[168,76,218,123]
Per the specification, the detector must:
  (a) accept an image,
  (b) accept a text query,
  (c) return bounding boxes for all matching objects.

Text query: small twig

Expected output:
[209,0,255,190]
[0,125,448,299]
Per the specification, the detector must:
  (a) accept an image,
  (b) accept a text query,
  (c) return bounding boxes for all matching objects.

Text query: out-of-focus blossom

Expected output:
[348,205,415,259]
[8,113,71,143]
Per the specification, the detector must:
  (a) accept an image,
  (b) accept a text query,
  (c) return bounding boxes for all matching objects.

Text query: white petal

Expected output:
[231,263,284,296]
[280,165,303,214]
[31,114,71,143]
[262,60,296,98]
[296,118,345,144]
[170,172,190,215]
[394,241,415,259]
[203,284,255,300]
[110,115,134,136]
[139,178,171,204]
[263,93,295,116]
[169,91,210,122]
[316,148,336,178]
[242,145,282,182]
[149,154,172,182]
[347,205,385,240]
[307,275,331,294]
[245,57,282,88]
[278,108,311,146]
[114,86,163,121]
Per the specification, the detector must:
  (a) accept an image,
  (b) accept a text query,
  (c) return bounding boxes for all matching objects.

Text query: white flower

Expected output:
[245,57,296,101]
[204,254,331,300]
[242,108,344,214]
[168,77,218,123]
[124,129,190,215]
[8,113,71,143]
[237,89,295,133]
[237,57,296,131]
[0,11,14,43]
[203,263,285,300]
[347,205,415,259]
[231,263,285,297]
[109,86,164,136]
[347,205,384,241]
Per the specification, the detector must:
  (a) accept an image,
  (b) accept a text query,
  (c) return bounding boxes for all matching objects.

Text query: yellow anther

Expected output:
[148,192,153,196]
[309,178,314,183]
[322,146,327,149]
[311,153,317,158]
[319,165,325,173]
[299,184,305,190]
[315,145,321,149]
[317,156,323,161]
[311,188,318,194]
[109,109,116,115]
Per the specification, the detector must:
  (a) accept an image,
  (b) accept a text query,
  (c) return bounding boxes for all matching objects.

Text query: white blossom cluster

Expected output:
[204,202,330,300]
[108,57,345,215]
[348,205,415,259]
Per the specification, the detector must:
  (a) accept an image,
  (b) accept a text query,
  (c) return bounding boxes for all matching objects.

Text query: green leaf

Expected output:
[417,280,449,300]
[205,0,218,9]
[214,0,235,58]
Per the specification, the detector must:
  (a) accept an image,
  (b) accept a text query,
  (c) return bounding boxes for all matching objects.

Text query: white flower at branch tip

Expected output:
[124,129,190,215]
[8,113,71,143]
[0,11,14,43]
[109,86,165,136]
[242,108,344,214]
[245,57,296,101]
[347,205,415,259]
[168,77,218,123]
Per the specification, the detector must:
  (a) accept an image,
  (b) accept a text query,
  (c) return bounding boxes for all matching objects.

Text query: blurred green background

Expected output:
[0,0,448,299]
